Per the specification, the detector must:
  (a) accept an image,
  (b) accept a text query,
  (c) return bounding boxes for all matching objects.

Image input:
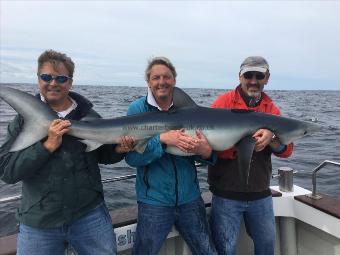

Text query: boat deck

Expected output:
[1,187,340,255]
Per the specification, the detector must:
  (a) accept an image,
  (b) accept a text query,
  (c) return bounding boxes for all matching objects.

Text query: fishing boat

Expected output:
[0,160,340,255]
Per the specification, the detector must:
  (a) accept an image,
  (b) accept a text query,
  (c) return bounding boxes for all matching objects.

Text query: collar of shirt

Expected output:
[40,94,78,118]
[146,87,173,111]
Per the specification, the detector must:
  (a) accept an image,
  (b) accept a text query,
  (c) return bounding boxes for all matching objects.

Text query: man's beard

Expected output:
[247,90,261,99]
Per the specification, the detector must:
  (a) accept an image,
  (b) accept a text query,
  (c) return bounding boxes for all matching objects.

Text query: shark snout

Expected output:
[305,121,321,135]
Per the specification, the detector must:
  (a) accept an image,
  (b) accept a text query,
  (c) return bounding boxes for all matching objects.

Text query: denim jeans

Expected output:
[17,202,117,255]
[210,195,275,255]
[133,197,216,255]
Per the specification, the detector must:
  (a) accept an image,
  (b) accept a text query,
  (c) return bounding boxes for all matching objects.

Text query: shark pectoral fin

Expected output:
[235,135,256,185]
[81,140,103,152]
[134,139,149,154]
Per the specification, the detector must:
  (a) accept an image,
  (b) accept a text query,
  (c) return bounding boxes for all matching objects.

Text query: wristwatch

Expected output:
[271,134,286,153]
[271,134,277,142]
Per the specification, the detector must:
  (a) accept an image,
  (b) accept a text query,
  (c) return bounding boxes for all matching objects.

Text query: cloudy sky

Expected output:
[1,1,339,90]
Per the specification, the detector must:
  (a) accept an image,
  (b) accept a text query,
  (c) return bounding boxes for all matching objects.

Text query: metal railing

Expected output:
[2,160,340,203]
[0,161,206,204]
[0,174,137,204]
[306,160,340,200]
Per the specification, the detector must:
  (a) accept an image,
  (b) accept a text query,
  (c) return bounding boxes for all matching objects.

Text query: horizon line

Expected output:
[0,82,339,92]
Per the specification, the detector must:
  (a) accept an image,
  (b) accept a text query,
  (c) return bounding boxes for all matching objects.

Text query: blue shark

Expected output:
[0,86,320,183]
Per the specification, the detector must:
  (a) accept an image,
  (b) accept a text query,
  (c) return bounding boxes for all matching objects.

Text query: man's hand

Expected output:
[252,129,273,152]
[185,130,212,159]
[160,129,199,153]
[43,119,71,153]
[115,136,136,154]
[160,129,212,158]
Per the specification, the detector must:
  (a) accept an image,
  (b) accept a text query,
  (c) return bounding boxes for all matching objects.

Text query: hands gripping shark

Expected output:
[0,86,320,183]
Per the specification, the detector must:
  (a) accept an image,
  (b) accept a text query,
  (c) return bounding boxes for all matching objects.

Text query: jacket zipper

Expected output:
[170,156,179,206]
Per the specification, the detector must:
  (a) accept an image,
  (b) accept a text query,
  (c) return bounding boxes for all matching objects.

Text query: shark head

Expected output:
[277,119,321,145]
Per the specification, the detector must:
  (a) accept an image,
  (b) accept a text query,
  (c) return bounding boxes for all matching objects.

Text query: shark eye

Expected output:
[304,131,307,135]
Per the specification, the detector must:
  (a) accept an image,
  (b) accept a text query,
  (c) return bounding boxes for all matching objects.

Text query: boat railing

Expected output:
[0,162,205,204]
[306,160,340,200]
[0,174,137,204]
[1,160,340,203]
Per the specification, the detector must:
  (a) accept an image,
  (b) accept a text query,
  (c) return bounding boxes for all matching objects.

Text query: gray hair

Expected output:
[38,49,75,77]
[145,57,177,81]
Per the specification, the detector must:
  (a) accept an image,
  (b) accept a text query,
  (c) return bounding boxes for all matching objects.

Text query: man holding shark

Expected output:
[0,50,134,255]
[125,57,217,255]
[0,54,319,254]
[208,56,294,255]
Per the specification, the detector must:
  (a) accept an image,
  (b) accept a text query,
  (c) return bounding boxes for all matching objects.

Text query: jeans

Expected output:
[210,195,275,255]
[17,202,117,255]
[133,197,216,255]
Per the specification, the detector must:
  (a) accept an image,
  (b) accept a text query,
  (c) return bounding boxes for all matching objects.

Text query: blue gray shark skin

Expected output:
[0,86,320,183]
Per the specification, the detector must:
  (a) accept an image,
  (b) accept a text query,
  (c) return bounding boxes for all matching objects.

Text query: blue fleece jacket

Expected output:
[125,96,216,206]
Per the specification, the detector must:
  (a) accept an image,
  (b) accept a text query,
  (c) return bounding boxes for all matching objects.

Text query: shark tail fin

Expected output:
[0,86,58,152]
[10,117,51,152]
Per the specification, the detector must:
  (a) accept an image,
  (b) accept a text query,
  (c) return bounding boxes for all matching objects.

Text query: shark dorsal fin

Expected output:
[172,87,197,109]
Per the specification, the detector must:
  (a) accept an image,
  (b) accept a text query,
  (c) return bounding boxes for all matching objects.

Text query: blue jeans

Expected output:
[17,202,117,255]
[133,197,216,255]
[210,195,275,255]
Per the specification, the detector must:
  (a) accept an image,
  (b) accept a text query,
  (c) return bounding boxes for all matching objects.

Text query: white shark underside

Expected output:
[0,86,320,184]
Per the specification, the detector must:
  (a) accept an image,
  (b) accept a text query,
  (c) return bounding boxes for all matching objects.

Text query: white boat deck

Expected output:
[1,185,340,255]
[114,186,340,255]
[272,185,340,239]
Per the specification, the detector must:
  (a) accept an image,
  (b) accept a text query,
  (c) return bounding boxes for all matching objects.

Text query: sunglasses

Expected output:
[38,73,72,84]
[243,71,266,80]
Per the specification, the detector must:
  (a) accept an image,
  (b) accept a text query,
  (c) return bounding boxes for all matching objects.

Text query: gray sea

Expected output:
[0,83,339,237]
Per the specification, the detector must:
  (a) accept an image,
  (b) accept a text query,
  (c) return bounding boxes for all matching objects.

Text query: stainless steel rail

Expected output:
[0,174,137,204]
[101,174,136,184]
[306,160,340,200]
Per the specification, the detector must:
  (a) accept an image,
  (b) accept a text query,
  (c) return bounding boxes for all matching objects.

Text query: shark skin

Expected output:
[0,86,320,184]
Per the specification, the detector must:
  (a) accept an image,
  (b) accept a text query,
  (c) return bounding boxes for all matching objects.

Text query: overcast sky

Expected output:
[1,1,339,90]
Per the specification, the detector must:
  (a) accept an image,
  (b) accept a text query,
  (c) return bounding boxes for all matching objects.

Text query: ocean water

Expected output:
[0,83,339,237]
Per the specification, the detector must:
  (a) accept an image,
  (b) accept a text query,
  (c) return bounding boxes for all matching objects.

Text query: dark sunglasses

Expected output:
[38,73,72,84]
[243,71,266,80]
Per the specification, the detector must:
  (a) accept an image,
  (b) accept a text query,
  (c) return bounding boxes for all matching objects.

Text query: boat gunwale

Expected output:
[2,189,340,255]
[0,189,282,255]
